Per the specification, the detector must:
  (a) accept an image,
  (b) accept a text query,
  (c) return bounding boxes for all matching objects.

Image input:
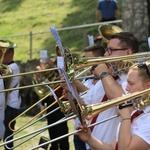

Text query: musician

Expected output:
[64,32,138,150]
[74,44,105,93]
[74,44,105,150]
[76,61,150,150]
[2,40,21,150]
[60,44,105,150]
[0,40,7,141]
[35,58,69,150]
[81,32,138,149]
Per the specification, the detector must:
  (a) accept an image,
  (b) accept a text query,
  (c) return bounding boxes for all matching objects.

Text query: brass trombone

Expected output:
[8,66,92,132]
[0,51,149,93]
[2,51,150,131]
[27,88,150,149]
[1,88,149,149]
[1,45,150,133]
[8,86,62,131]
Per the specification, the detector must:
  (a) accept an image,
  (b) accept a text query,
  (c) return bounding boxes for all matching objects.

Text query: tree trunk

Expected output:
[122,0,149,51]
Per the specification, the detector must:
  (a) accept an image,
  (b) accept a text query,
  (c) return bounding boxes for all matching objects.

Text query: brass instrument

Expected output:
[1,26,150,135]
[0,64,12,103]
[1,88,149,149]
[32,65,60,98]
[98,24,123,48]
[0,40,16,103]
[8,93,71,132]
[8,66,92,132]
[1,48,150,132]
[0,40,11,63]
[84,89,150,120]
[3,25,149,148]
[30,88,150,149]
[57,45,150,79]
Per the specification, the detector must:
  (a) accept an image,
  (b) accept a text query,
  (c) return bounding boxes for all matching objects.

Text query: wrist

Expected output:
[99,72,110,80]
[121,118,131,122]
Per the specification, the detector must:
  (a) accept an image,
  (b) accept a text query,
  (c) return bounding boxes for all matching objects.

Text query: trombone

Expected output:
[8,66,92,132]
[27,88,150,149]
[3,51,150,131]
[1,88,149,149]
[0,51,150,93]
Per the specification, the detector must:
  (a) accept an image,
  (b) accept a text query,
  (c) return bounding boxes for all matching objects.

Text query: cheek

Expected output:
[132,84,145,93]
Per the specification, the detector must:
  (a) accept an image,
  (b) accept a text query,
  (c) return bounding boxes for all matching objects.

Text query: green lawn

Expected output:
[0,116,75,150]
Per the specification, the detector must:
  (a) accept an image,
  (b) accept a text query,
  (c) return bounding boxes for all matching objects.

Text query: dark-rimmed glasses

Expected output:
[105,48,128,55]
[138,62,150,77]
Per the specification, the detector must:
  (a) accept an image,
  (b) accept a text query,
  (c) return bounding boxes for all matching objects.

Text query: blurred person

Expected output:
[76,61,150,150]
[60,44,105,150]
[2,40,22,150]
[0,40,9,142]
[95,0,119,23]
[34,57,69,150]
[74,44,105,93]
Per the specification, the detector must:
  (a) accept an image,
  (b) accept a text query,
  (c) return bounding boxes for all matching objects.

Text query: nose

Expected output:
[125,84,130,92]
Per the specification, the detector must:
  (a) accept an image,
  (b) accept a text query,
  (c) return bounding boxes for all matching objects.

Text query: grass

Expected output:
[0,115,75,150]
[0,0,122,62]
[0,0,97,62]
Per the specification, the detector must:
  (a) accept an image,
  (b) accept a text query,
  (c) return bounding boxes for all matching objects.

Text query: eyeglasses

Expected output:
[105,48,128,55]
[138,62,150,77]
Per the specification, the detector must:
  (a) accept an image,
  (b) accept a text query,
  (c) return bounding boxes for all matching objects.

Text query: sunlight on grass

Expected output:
[0,115,75,150]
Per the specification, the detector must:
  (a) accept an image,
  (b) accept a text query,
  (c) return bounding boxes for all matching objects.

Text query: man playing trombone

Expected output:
[34,57,69,150]
[2,40,21,150]
[61,31,139,150]
[84,32,139,148]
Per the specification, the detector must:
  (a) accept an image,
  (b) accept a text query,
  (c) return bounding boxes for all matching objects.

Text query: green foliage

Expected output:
[0,0,97,62]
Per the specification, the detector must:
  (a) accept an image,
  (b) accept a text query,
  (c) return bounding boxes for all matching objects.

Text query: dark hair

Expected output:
[6,47,14,53]
[110,32,139,53]
[84,44,105,56]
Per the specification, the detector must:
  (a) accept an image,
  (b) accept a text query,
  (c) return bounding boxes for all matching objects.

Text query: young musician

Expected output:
[76,62,150,150]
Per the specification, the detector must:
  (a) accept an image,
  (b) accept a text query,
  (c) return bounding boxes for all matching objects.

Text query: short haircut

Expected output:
[6,47,14,53]
[84,44,105,56]
[110,32,139,53]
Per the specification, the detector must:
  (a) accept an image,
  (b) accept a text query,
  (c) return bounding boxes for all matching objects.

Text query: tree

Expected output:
[122,0,150,51]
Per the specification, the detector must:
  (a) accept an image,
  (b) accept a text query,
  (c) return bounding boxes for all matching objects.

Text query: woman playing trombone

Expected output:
[76,62,150,150]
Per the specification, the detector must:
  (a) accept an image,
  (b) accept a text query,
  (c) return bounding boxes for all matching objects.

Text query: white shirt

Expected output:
[0,76,5,139]
[7,62,21,109]
[116,106,150,145]
[85,73,127,146]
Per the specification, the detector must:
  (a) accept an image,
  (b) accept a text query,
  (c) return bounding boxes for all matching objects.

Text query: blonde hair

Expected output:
[130,62,150,82]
